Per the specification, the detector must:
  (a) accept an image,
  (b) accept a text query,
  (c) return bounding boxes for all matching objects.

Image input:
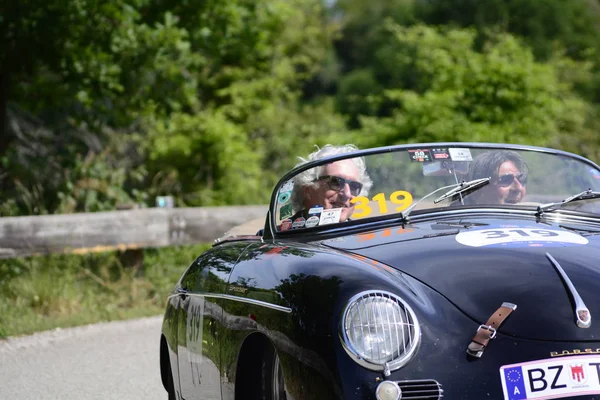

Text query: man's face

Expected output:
[304,160,361,222]
[476,160,527,204]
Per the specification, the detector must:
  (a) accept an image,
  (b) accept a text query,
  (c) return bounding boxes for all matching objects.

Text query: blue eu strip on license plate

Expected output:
[500,355,600,399]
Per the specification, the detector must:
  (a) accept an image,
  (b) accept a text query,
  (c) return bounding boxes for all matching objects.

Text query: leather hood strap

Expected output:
[467,302,517,358]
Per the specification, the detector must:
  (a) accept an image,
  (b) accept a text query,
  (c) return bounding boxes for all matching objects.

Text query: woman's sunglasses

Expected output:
[496,173,527,187]
[317,175,363,196]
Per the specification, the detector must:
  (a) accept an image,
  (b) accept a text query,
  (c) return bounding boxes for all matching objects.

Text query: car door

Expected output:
[177,242,250,400]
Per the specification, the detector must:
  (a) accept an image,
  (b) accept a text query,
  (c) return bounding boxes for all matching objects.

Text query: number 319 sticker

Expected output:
[350,190,413,219]
[456,227,589,248]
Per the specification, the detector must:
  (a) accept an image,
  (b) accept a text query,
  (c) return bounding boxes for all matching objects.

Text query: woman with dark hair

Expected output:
[465,150,528,205]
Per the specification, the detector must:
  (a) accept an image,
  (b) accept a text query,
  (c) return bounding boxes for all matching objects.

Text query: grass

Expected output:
[0,243,211,339]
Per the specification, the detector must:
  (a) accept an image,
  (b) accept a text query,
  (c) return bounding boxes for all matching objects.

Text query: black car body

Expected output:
[160,143,600,400]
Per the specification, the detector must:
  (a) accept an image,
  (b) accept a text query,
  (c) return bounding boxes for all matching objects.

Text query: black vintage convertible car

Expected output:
[160,143,600,400]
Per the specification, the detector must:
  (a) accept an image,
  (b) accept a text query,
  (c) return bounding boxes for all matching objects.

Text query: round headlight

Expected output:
[340,290,420,373]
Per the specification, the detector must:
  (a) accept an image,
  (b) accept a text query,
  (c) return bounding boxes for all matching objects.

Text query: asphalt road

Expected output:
[0,315,165,400]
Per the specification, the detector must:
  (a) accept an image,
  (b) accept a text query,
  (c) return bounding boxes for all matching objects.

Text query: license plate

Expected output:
[500,355,600,399]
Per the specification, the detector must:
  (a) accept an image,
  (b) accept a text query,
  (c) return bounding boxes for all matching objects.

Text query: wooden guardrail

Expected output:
[0,206,268,259]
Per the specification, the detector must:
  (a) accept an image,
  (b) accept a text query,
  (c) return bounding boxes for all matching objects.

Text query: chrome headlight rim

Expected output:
[340,290,421,373]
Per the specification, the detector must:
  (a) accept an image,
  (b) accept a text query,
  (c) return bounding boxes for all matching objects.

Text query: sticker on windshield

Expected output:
[278,191,291,204]
[320,208,343,225]
[456,227,589,248]
[350,190,413,219]
[292,218,305,229]
[431,148,451,160]
[305,216,320,228]
[308,206,324,215]
[280,180,294,192]
[449,148,473,161]
[408,149,432,162]
[280,219,292,231]
[279,203,293,220]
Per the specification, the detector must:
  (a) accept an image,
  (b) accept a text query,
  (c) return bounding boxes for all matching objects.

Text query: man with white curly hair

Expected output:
[288,144,373,224]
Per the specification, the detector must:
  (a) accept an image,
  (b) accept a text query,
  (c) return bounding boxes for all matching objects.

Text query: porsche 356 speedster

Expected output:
[160,142,600,400]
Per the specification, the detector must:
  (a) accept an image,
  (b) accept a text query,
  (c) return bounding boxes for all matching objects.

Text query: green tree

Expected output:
[0,0,81,156]
[417,0,600,61]
[416,0,600,103]
[355,25,589,150]
[145,110,261,206]
[335,69,383,128]
[1,1,201,214]
[1,0,339,214]
[332,0,418,72]
[138,0,337,205]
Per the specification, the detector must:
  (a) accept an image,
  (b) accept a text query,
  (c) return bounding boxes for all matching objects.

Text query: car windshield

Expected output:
[271,145,600,232]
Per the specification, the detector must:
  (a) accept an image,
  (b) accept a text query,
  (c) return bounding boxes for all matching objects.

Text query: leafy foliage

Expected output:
[2,0,334,213]
[145,110,262,205]
[416,0,600,61]
[332,0,418,72]
[0,243,210,338]
[353,25,589,149]
[2,0,600,216]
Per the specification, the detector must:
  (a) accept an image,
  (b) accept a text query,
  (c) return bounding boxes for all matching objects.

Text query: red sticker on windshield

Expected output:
[431,148,450,159]
[280,219,292,231]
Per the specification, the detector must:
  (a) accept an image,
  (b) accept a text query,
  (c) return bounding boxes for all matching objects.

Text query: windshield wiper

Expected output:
[536,189,600,216]
[402,178,490,220]
[559,224,600,236]
[433,178,490,204]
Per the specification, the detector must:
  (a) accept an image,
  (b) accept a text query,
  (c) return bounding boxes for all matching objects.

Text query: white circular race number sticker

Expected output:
[456,228,589,248]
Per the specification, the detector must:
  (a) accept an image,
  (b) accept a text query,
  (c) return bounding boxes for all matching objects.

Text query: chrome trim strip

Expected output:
[220,294,292,313]
[535,211,600,225]
[407,207,536,222]
[167,292,292,313]
[546,253,591,328]
[409,207,600,224]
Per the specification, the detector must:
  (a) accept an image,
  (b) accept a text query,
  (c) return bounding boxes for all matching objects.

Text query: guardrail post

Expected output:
[116,204,144,269]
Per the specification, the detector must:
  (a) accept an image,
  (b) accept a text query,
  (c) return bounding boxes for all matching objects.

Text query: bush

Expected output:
[0,243,211,338]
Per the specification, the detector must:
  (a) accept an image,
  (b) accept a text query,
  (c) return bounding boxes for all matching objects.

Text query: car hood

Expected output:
[321,217,600,341]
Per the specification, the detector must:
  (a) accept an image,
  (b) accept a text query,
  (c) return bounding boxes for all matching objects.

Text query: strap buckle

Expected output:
[466,303,516,359]
[479,324,497,340]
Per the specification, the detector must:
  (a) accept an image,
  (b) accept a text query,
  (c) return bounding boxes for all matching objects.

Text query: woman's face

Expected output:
[475,160,527,204]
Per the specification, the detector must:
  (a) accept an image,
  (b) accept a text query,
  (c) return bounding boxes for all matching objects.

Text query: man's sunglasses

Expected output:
[317,175,363,196]
[496,173,527,187]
